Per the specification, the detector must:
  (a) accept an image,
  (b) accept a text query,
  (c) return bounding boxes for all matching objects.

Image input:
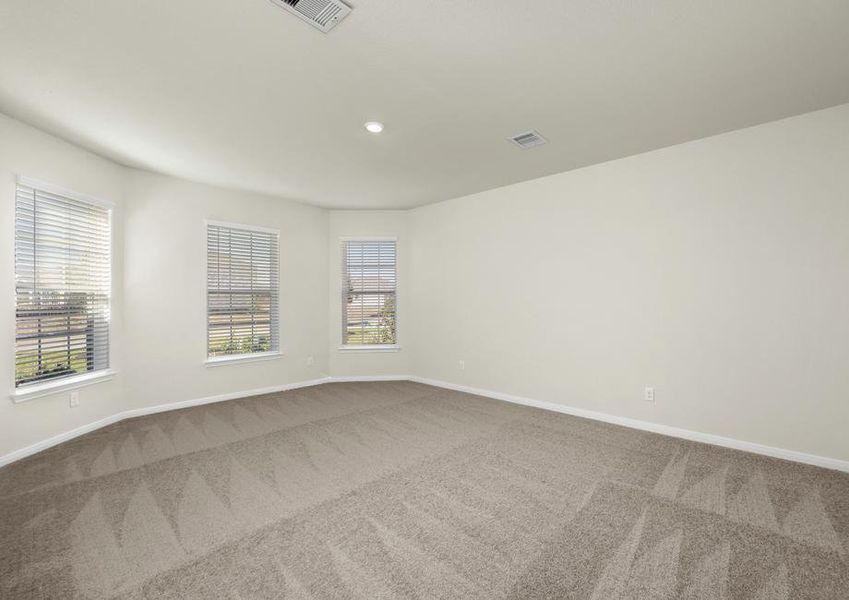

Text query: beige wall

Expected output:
[0,114,126,457]
[327,210,409,378]
[408,103,849,462]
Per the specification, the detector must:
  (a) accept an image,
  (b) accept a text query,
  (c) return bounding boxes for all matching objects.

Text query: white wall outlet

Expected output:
[644,387,655,403]
[306,355,314,366]
[458,360,465,371]
[69,391,80,408]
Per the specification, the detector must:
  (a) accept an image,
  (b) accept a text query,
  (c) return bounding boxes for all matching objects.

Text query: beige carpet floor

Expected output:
[1,381,847,599]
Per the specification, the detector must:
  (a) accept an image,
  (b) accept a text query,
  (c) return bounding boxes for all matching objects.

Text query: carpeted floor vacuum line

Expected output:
[1,381,847,598]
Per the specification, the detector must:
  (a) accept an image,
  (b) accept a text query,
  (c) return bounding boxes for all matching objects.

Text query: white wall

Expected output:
[0,114,330,461]
[408,103,849,463]
[328,211,409,378]
[3,103,849,466]
[0,114,126,457]
[122,170,329,411]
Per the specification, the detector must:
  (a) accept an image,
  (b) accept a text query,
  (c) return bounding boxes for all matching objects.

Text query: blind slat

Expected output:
[15,182,112,387]
[207,224,279,358]
[341,240,397,346]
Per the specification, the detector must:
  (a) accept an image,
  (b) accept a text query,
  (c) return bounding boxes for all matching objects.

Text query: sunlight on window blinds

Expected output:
[342,240,396,345]
[14,182,111,388]
[207,224,279,357]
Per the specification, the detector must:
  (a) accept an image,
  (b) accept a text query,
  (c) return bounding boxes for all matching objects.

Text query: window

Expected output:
[341,239,397,347]
[206,222,279,360]
[14,179,112,390]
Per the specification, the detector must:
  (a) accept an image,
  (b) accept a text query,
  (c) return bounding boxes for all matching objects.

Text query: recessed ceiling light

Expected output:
[364,121,384,134]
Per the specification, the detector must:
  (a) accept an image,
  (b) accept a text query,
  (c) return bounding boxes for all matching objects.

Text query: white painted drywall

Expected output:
[0,114,331,459]
[328,211,409,378]
[0,114,127,457]
[5,2,849,209]
[3,103,849,467]
[121,170,329,411]
[408,104,849,462]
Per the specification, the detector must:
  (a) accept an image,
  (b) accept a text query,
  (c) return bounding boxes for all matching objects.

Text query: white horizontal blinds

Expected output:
[14,182,111,388]
[207,224,279,357]
[342,240,396,345]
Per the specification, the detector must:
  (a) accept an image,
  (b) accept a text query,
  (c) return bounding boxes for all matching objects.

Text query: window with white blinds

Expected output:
[207,222,279,359]
[14,180,112,389]
[341,239,397,346]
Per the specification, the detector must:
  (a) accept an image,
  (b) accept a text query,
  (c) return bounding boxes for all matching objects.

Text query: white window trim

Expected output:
[204,351,283,367]
[204,219,281,365]
[338,236,398,242]
[11,369,117,403]
[12,176,115,399]
[337,344,401,353]
[18,176,115,209]
[339,236,400,349]
[206,219,280,235]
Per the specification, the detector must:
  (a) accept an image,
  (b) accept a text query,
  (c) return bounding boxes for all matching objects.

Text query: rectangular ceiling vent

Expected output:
[269,0,352,33]
[509,130,547,149]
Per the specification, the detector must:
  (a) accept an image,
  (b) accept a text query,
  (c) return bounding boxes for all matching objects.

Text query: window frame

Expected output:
[338,236,400,352]
[203,219,282,366]
[11,176,115,402]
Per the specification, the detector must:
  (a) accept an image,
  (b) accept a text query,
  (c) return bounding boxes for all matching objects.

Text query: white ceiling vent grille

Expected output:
[509,130,547,149]
[269,0,352,33]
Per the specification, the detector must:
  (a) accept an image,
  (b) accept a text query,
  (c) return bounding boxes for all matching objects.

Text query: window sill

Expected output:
[12,369,117,403]
[337,345,401,353]
[205,351,282,367]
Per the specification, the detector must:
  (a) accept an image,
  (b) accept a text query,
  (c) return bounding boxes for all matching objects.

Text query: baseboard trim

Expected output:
[326,375,410,383]
[409,376,849,474]
[0,377,332,468]
[0,413,126,469]
[3,374,847,473]
[121,377,332,420]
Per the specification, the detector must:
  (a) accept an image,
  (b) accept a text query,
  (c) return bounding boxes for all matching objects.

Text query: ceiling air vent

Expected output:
[269,0,352,33]
[509,130,547,149]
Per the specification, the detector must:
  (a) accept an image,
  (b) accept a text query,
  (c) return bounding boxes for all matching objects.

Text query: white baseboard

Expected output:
[326,375,410,383]
[0,377,332,468]
[409,376,849,474]
[121,377,332,419]
[0,413,126,468]
[3,374,847,474]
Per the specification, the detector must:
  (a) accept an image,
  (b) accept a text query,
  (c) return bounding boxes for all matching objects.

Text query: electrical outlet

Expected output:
[644,387,655,403]
[458,360,465,371]
[69,391,80,408]
[306,355,314,367]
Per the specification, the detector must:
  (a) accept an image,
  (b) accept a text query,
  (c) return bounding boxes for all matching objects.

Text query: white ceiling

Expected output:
[1,1,849,209]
